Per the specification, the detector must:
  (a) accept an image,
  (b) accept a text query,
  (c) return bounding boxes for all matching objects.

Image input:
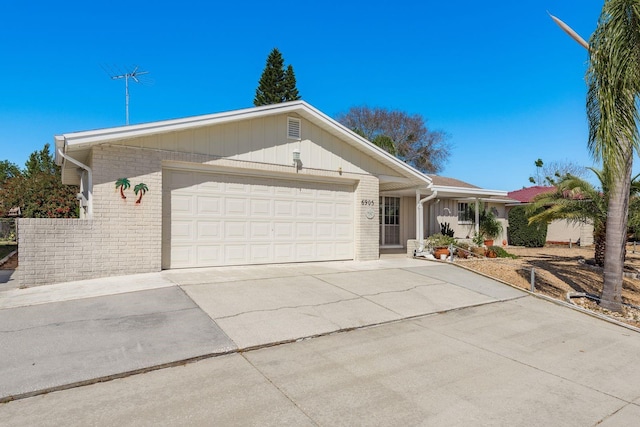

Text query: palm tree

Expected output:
[528,169,640,267]
[586,1,640,312]
[552,1,640,312]
[134,182,148,204]
[115,178,130,199]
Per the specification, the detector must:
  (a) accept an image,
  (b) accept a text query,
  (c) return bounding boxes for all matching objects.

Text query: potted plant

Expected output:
[425,233,456,259]
[474,206,503,247]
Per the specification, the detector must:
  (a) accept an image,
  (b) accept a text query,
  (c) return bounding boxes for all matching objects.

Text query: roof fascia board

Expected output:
[61,102,304,148]
[431,185,508,198]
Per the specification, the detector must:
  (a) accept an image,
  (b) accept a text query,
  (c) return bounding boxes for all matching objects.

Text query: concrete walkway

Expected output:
[1,257,640,425]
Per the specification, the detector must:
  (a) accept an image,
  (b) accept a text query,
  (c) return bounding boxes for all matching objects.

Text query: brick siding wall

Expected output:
[18,144,381,286]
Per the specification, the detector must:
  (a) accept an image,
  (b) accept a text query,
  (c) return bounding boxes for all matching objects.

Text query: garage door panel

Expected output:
[296,201,314,216]
[225,245,248,263]
[274,201,294,217]
[296,243,314,259]
[316,243,334,257]
[317,203,335,218]
[197,245,222,265]
[335,203,352,219]
[197,221,221,239]
[274,222,294,239]
[274,244,294,261]
[295,222,314,239]
[172,221,193,241]
[335,242,353,258]
[250,222,271,239]
[164,169,354,268]
[335,223,352,239]
[197,196,222,216]
[172,195,193,215]
[197,180,222,192]
[316,223,334,239]
[225,198,248,216]
[225,181,249,194]
[251,183,274,195]
[251,244,272,262]
[171,245,194,266]
[225,222,247,239]
[251,199,271,216]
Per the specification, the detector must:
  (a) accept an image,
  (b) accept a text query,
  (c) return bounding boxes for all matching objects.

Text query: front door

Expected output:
[379,196,400,246]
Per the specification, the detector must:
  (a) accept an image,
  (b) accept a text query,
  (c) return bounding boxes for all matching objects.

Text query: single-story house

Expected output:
[18,101,509,286]
[506,186,594,246]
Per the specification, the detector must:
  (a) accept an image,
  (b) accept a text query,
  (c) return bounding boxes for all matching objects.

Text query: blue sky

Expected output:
[0,0,615,191]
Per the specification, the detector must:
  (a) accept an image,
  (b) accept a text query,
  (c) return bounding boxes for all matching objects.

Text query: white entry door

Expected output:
[163,169,355,268]
[379,196,400,246]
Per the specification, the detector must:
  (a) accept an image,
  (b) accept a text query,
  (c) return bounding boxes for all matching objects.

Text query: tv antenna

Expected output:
[105,65,150,125]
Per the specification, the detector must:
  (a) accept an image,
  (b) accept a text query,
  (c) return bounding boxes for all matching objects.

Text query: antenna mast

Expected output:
[109,66,149,125]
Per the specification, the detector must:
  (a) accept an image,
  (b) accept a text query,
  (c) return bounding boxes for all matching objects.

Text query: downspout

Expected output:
[474,198,480,236]
[416,190,438,254]
[57,148,93,218]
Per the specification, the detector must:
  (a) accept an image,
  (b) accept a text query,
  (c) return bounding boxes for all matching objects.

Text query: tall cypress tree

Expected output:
[254,48,300,106]
[283,65,300,102]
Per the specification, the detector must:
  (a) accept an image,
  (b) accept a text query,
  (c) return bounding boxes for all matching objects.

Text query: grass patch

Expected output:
[0,244,17,260]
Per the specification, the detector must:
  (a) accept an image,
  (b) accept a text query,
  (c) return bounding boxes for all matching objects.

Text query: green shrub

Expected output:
[425,233,456,247]
[487,246,517,259]
[508,206,547,247]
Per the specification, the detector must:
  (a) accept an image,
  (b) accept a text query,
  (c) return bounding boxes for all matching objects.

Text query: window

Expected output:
[458,202,473,223]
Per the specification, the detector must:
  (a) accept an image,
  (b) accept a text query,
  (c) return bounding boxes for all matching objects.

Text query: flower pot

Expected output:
[433,247,450,259]
[483,239,494,247]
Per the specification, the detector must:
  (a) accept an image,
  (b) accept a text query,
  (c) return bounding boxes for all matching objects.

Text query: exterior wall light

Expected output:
[293,149,302,170]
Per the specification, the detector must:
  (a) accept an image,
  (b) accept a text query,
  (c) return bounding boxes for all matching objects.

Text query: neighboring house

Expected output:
[506,186,594,246]
[19,101,508,286]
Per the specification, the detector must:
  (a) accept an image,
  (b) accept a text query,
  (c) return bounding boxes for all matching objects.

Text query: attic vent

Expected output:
[287,117,301,140]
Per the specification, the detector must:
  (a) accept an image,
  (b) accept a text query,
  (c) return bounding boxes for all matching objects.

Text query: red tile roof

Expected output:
[507,186,555,203]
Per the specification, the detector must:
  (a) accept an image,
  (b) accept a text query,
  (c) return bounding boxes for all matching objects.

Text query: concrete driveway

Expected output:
[163,257,525,349]
[2,289,640,426]
[2,256,640,425]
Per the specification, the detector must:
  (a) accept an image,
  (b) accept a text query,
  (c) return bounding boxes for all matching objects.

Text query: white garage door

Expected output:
[163,169,354,268]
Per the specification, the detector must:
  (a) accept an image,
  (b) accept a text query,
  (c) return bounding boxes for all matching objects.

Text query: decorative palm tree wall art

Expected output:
[114,178,149,204]
[115,178,131,199]
[134,183,148,204]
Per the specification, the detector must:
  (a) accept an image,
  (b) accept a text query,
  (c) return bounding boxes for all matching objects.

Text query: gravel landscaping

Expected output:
[454,244,640,328]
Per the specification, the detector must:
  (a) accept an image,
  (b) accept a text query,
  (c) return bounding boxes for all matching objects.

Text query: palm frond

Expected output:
[586,0,640,176]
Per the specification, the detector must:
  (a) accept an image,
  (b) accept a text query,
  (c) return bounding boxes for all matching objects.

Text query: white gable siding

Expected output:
[110,114,401,178]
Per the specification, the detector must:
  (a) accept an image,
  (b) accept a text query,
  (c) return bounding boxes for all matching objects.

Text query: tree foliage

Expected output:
[0,144,79,218]
[0,160,21,183]
[528,158,586,186]
[336,106,450,174]
[254,48,301,106]
[527,168,640,266]
[507,206,547,248]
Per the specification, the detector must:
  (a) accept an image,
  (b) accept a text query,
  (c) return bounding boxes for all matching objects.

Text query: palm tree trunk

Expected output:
[594,224,606,267]
[600,144,633,312]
